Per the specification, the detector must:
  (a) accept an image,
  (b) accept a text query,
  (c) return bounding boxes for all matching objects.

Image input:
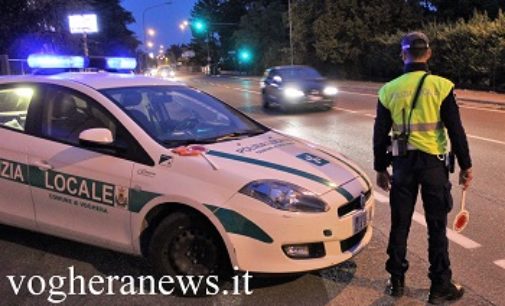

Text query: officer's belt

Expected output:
[392,121,444,133]
[387,143,418,151]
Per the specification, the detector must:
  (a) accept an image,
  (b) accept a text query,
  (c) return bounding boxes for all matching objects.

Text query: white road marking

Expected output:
[413,212,482,249]
[333,106,375,118]
[373,191,389,203]
[233,88,261,94]
[338,89,505,113]
[459,104,505,114]
[467,134,505,146]
[217,82,505,114]
[493,259,505,270]
[374,191,481,249]
[333,106,505,146]
[339,90,378,98]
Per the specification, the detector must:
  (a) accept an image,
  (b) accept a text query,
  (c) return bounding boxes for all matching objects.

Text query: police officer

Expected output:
[373,32,473,304]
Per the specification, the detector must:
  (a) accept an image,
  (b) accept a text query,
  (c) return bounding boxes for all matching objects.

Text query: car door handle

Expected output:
[33,160,53,171]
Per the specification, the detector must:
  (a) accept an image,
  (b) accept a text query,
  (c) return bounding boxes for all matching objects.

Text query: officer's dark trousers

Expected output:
[386,150,453,288]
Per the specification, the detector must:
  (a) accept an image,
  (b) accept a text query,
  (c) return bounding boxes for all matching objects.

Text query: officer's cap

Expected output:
[401,32,430,50]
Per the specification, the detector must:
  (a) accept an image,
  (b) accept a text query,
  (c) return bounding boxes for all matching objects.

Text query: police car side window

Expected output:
[38,87,154,166]
[41,89,116,145]
[0,86,35,132]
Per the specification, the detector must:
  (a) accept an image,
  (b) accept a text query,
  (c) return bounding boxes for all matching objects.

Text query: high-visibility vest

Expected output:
[378,71,454,155]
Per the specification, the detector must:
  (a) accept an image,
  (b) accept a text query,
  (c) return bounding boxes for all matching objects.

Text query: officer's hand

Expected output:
[376,170,391,192]
[459,168,473,190]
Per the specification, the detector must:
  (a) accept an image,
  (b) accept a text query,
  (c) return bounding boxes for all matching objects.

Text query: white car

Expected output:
[0,55,374,277]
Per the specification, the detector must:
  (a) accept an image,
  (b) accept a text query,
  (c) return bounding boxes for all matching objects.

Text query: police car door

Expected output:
[27,85,149,253]
[0,84,38,230]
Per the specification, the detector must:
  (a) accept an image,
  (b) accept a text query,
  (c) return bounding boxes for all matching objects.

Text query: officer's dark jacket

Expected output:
[373,62,472,172]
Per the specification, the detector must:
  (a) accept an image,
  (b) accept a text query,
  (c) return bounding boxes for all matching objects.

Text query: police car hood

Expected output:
[205,131,362,195]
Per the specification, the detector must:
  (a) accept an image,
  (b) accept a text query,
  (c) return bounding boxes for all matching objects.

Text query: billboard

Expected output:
[68,14,98,34]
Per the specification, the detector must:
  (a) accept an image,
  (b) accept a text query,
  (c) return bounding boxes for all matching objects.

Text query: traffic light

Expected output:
[192,19,207,33]
[238,49,252,63]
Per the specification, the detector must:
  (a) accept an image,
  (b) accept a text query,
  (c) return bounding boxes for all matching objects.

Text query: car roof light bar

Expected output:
[27,54,86,69]
[105,57,137,70]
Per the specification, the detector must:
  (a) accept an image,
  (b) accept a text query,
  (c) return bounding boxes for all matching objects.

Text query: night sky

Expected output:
[121,0,197,49]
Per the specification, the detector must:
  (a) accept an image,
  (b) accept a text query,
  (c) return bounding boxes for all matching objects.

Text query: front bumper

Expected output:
[222,185,375,273]
[283,96,335,107]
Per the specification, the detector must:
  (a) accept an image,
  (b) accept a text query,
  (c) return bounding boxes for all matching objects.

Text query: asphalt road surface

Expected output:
[0,73,503,305]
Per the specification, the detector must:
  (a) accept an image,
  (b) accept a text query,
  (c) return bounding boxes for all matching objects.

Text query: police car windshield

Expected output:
[100,86,267,146]
[279,67,322,80]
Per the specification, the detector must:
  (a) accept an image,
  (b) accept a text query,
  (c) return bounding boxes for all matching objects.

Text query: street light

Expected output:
[142,2,171,50]
[288,0,294,65]
[180,19,211,68]
[147,41,154,48]
[179,20,189,30]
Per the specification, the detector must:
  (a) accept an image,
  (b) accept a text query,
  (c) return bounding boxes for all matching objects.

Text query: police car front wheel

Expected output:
[148,212,231,277]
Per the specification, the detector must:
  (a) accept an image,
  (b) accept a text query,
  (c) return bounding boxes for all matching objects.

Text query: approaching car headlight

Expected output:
[239,180,329,213]
[160,71,168,78]
[323,86,338,96]
[284,87,305,99]
[169,70,175,77]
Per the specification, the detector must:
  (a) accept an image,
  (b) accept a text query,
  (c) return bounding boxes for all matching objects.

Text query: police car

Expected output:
[0,55,374,277]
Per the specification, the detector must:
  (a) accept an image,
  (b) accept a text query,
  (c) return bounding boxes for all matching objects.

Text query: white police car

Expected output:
[0,55,374,277]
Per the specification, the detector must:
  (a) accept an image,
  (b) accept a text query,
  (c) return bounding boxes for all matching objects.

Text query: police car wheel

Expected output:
[149,212,229,277]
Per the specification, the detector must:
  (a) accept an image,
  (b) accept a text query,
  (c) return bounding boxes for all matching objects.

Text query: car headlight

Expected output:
[160,71,168,78]
[169,70,175,77]
[323,86,338,96]
[239,180,329,213]
[284,87,305,99]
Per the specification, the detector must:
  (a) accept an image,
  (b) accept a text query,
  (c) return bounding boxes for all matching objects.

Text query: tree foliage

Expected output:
[311,0,423,77]
[0,0,139,57]
[233,1,289,73]
[428,0,505,21]
[185,0,505,90]
[367,11,505,90]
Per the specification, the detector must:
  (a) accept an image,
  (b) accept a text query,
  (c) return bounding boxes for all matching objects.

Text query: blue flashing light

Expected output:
[27,54,86,69]
[106,57,137,70]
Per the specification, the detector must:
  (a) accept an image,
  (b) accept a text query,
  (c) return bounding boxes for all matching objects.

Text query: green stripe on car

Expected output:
[207,150,354,200]
[205,204,273,244]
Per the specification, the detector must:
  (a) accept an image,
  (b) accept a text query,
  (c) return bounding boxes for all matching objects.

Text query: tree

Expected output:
[0,0,139,58]
[312,0,423,77]
[291,0,325,67]
[189,0,221,65]
[233,0,289,73]
[428,0,505,21]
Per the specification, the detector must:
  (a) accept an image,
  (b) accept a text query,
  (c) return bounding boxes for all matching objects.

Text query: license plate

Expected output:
[309,95,322,101]
[353,210,368,234]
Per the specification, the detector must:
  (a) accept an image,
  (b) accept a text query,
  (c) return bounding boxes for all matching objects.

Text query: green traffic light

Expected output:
[192,20,207,33]
[239,49,252,62]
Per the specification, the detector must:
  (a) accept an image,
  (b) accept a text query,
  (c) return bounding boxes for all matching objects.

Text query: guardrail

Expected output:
[0,55,29,75]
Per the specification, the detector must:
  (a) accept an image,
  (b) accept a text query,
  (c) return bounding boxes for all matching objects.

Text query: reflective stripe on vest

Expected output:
[392,121,444,133]
[378,71,454,155]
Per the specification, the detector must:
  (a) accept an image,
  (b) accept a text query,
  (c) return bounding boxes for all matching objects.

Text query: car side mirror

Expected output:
[79,128,114,148]
[79,128,127,154]
[273,75,282,84]
[79,128,114,145]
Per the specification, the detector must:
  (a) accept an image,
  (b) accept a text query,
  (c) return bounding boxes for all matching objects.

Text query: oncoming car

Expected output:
[260,65,338,112]
[0,55,374,278]
[155,65,176,79]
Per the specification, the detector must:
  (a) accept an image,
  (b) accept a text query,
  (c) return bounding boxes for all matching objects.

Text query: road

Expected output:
[0,73,503,305]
